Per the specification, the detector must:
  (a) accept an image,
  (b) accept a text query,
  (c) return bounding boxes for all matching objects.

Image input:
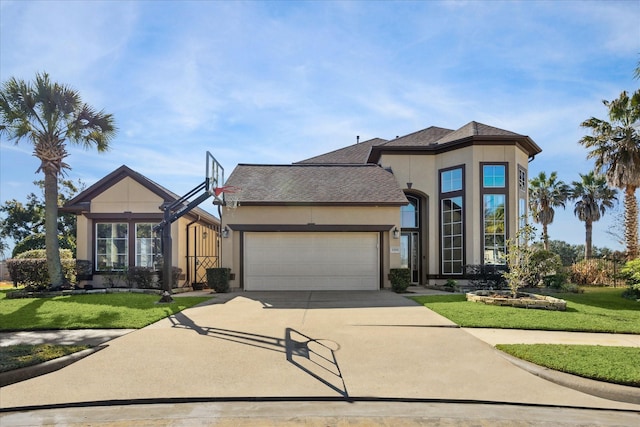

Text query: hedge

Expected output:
[6,257,77,288]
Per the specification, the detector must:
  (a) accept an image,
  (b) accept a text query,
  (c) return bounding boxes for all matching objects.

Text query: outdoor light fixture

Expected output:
[222,226,230,238]
[393,227,400,239]
[202,230,208,239]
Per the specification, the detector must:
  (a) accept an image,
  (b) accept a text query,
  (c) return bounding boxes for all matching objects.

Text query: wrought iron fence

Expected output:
[569,256,626,287]
[186,255,219,286]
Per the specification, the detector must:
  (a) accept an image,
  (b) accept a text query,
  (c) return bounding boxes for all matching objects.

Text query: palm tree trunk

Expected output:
[585,220,593,259]
[543,223,549,251]
[624,186,639,260]
[44,170,63,288]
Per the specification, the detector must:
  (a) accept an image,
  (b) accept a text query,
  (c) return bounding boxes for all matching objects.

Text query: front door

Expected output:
[400,231,420,284]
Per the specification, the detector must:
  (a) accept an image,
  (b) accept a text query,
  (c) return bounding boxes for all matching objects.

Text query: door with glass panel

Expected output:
[401,195,421,284]
[400,231,420,284]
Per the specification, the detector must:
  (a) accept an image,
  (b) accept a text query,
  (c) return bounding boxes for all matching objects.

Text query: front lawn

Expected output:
[497,344,640,387]
[0,290,212,330]
[411,287,640,334]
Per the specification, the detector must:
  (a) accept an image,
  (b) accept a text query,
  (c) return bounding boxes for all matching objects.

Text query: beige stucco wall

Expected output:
[220,205,401,289]
[91,177,165,213]
[378,144,531,284]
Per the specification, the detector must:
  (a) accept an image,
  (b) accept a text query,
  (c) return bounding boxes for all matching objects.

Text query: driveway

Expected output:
[1,290,638,412]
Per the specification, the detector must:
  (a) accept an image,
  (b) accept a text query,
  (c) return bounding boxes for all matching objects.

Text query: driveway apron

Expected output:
[1,291,638,410]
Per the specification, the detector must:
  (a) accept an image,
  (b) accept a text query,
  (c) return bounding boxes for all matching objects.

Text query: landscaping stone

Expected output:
[466,290,567,311]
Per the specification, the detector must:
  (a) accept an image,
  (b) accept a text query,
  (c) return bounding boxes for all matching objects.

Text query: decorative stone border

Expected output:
[5,286,197,299]
[466,290,567,311]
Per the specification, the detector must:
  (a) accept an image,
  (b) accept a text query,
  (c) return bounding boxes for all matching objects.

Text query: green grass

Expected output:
[0,290,212,330]
[0,344,90,372]
[410,287,640,333]
[496,344,640,387]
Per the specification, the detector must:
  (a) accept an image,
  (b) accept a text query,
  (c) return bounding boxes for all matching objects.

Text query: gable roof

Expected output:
[61,165,219,224]
[295,138,388,164]
[224,164,408,206]
[367,121,542,163]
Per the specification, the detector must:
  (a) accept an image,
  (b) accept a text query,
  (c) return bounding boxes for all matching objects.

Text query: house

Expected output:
[220,121,542,290]
[62,166,220,288]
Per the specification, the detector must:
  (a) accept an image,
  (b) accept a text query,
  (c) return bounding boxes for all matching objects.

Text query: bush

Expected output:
[15,248,74,259]
[570,259,613,286]
[620,258,640,300]
[389,268,410,293]
[530,250,563,288]
[444,279,459,292]
[7,255,76,289]
[207,268,230,293]
[127,266,157,289]
[156,267,183,289]
[12,234,75,258]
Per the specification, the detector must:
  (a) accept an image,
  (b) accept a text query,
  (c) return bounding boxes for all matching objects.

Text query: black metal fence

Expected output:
[569,256,626,287]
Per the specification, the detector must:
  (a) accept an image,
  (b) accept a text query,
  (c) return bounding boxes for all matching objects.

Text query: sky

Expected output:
[1,0,639,256]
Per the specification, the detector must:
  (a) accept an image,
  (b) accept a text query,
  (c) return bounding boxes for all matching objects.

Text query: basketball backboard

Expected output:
[206,151,224,192]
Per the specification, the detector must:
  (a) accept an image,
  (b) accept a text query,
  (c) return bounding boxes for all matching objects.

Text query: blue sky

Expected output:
[1,0,639,255]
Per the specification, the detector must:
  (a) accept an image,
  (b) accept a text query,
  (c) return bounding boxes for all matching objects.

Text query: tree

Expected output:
[528,171,570,251]
[0,179,82,257]
[579,89,640,259]
[0,73,116,288]
[570,172,617,259]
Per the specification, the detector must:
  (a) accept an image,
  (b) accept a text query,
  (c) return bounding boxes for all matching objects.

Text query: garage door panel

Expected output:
[245,232,379,291]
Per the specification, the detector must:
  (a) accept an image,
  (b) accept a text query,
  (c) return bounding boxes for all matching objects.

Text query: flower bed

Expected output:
[466,290,567,311]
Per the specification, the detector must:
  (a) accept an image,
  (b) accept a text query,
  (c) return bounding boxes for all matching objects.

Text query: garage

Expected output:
[244,232,380,291]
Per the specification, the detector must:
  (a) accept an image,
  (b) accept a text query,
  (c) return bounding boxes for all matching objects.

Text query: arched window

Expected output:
[401,195,420,228]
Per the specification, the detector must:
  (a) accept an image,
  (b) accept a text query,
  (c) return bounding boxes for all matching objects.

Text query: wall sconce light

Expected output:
[202,230,208,239]
[221,226,230,238]
[393,227,400,239]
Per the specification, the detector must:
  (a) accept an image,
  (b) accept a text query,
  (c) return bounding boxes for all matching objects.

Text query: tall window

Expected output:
[136,223,160,268]
[481,163,507,265]
[440,166,464,274]
[401,196,419,228]
[96,223,128,271]
[518,165,527,233]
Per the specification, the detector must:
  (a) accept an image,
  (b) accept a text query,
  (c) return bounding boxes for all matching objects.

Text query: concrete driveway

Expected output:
[1,290,638,412]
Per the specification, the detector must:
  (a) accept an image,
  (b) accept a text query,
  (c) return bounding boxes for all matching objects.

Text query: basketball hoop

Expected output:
[211,185,242,210]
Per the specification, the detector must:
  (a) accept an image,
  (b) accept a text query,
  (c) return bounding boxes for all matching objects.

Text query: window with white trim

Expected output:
[136,223,160,268]
[481,163,507,265]
[96,223,128,271]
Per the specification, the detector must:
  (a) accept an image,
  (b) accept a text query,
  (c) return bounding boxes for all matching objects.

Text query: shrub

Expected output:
[389,268,410,293]
[207,267,230,293]
[570,259,613,286]
[620,258,640,300]
[530,250,563,288]
[156,267,183,289]
[444,278,459,292]
[12,234,75,258]
[127,266,157,289]
[7,255,76,289]
[15,249,74,259]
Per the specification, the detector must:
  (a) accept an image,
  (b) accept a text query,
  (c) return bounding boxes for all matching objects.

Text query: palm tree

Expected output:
[579,89,640,260]
[529,171,570,251]
[0,73,116,289]
[570,172,617,258]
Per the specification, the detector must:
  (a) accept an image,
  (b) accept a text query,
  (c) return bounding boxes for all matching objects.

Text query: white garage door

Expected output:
[244,232,379,291]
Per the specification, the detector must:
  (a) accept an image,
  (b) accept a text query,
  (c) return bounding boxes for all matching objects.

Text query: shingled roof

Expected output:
[367,121,542,163]
[224,164,408,205]
[296,138,388,164]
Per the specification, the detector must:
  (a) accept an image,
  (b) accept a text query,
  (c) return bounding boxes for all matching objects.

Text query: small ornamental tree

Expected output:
[502,224,538,298]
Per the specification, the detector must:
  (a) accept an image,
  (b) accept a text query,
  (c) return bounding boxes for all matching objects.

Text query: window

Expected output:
[96,221,161,271]
[518,167,527,192]
[483,194,506,264]
[481,163,508,265]
[401,196,419,228]
[441,168,463,193]
[483,165,506,188]
[518,165,527,232]
[442,196,463,274]
[136,223,160,268]
[96,223,128,271]
[440,166,464,275]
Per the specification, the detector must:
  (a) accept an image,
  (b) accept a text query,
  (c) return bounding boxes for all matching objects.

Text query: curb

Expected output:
[0,345,106,387]
[498,351,640,405]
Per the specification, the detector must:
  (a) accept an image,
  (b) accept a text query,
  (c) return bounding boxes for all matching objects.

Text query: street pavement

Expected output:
[1,289,639,426]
